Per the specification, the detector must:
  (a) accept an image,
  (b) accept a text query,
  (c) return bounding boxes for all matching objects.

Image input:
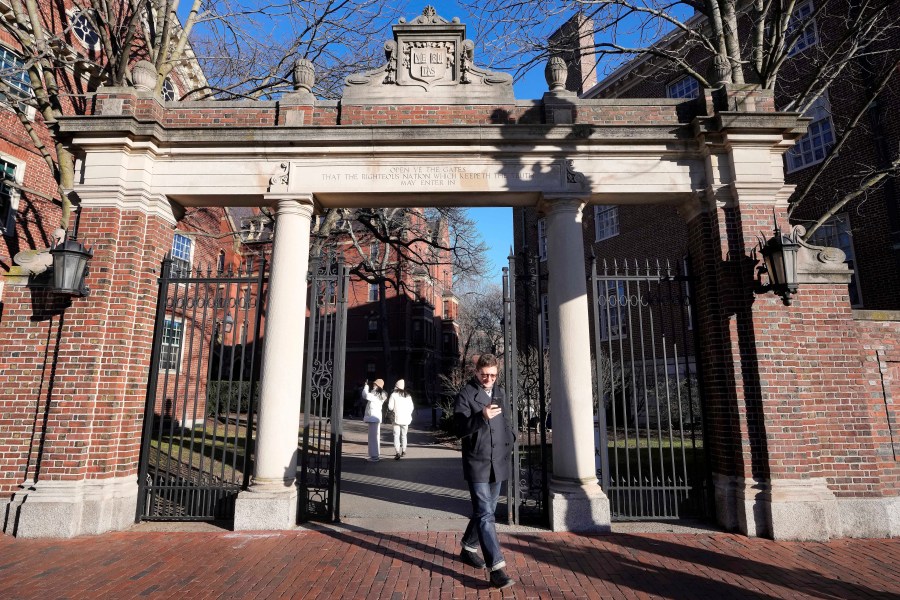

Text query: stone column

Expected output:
[542,195,610,532]
[234,194,314,530]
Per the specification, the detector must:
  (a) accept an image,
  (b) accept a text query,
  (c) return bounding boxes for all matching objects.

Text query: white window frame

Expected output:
[537,218,548,262]
[786,95,834,173]
[666,76,700,99]
[0,45,35,119]
[161,77,177,102]
[807,213,863,307]
[368,282,379,302]
[0,154,24,237]
[160,318,184,373]
[70,10,101,50]
[594,205,619,242]
[787,0,818,56]
[170,233,194,277]
[540,293,550,348]
[598,280,628,341]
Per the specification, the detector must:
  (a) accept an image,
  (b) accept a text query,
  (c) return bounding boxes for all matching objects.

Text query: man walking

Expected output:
[454,353,516,589]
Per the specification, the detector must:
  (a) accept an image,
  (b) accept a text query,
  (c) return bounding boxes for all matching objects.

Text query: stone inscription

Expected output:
[320,165,536,188]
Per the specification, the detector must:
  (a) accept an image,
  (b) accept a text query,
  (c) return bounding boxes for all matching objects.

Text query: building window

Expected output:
[808,214,862,307]
[216,250,226,274]
[538,218,547,262]
[170,233,193,277]
[787,0,817,56]
[71,12,101,49]
[367,317,379,340]
[0,46,33,113]
[0,157,22,237]
[161,77,177,101]
[682,256,692,331]
[369,241,380,260]
[366,362,376,377]
[160,319,184,372]
[598,280,628,341]
[666,76,699,99]
[540,293,550,348]
[368,283,379,302]
[594,205,619,241]
[786,96,834,173]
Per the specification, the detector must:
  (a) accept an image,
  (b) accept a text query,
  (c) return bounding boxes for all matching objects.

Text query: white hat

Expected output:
[395,379,405,390]
[373,378,385,389]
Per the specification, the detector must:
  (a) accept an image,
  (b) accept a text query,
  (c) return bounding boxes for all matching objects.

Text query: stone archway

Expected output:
[11,8,885,542]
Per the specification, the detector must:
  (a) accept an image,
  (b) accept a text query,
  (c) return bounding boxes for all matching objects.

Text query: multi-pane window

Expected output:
[170,233,193,276]
[666,76,700,99]
[160,319,184,372]
[594,205,619,241]
[537,218,547,261]
[368,283,379,302]
[598,280,628,341]
[161,78,177,101]
[367,317,379,340]
[0,46,33,112]
[787,0,818,56]
[786,96,834,172]
[808,214,863,307]
[0,158,19,236]
[540,293,550,348]
[71,12,100,49]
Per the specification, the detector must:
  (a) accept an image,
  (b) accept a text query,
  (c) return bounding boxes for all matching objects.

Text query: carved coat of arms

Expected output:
[404,41,454,86]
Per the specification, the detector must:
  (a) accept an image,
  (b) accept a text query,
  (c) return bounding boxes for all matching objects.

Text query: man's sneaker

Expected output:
[489,569,515,589]
[459,548,486,569]
[394,453,401,460]
[401,450,406,457]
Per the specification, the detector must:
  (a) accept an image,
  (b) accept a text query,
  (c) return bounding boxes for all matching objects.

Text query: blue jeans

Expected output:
[461,480,505,571]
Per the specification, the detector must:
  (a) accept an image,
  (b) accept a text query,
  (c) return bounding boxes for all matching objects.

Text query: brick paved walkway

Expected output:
[2,528,899,599]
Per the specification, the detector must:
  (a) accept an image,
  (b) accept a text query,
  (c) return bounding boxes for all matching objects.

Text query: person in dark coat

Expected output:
[453,353,516,590]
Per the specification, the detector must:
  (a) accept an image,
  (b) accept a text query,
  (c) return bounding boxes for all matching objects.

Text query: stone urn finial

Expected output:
[131,60,157,92]
[293,58,315,92]
[545,56,568,92]
[709,55,732,87]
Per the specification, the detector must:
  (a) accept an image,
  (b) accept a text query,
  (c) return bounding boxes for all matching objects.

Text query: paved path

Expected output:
[2,529,899,598]
[3,410,900,598]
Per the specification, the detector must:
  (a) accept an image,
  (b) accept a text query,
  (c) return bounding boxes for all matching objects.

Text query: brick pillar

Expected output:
[684,104,900,540]
[0,189,175,537]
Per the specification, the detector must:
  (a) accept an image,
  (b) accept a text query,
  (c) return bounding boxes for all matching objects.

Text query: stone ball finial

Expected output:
[131,60,157,92]
[545,56,568,92]
[293,58,315,92]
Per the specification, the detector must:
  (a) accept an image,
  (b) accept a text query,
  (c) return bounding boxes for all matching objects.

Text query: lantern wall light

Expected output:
[49,233,93,297]
[755,218,800,306]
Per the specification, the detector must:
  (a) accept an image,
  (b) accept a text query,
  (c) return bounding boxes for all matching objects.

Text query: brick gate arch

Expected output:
[5,7,897,541]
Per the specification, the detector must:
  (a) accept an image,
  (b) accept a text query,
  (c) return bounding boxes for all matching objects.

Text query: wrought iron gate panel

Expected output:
[138,257,267,521]
[299,254,349,522]
[504,249,549,526]
[591,258,709,520]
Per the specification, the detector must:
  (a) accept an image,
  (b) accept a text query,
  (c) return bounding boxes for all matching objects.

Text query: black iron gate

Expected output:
[590,258,710,520]
[137,257,267,521]
[502,249,550,526]
[298,253,350,522]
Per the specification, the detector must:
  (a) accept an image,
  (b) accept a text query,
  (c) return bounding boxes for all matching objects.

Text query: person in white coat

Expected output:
[388,379,415,460]
[363,378,386,462]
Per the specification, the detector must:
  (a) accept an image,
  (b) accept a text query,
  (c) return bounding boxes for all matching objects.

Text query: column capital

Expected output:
[265,193,315,217]
[538,194,588,216]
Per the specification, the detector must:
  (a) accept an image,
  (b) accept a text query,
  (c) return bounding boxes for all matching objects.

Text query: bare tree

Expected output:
[455,283,504,370]
[310,206,489,377]
[464,0,900,234]
[0,0,403,230]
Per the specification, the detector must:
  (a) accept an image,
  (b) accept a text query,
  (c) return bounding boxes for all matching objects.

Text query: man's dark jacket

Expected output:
[454,377,516,483]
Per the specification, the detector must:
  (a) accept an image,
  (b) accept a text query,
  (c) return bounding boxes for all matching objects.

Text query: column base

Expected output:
[715,474,900,540]
[233,482,298,530]
[548,479,611,533]
[3,476,137,538]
